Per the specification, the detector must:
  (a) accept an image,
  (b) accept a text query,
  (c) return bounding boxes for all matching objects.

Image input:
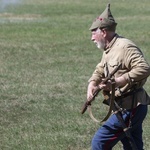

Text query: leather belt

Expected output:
[115,87,143,100]
[103,88,143,107]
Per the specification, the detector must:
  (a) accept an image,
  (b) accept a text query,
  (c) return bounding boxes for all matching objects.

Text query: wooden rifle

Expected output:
[81,64,121,114]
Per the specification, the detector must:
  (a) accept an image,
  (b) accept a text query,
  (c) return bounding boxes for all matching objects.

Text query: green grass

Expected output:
[0,0,150,149]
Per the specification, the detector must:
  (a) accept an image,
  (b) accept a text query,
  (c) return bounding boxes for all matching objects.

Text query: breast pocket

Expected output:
[108,61,119,68]
[104,61,119,77]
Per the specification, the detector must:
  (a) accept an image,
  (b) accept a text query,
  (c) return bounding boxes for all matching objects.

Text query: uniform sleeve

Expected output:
[88,54,105,84]
[122,46,150,84]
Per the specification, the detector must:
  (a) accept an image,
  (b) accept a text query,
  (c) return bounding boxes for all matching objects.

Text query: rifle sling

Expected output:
[101,79,116,122]
[113,104,138,150]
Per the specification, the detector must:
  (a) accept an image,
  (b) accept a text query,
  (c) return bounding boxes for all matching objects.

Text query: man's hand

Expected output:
[87,81,98,100]
[115,76,127,87]
[98,79,112,91]
[98,76,127,91]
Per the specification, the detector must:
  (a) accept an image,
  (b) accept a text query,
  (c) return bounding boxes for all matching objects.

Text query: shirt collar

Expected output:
[104,34,119,53]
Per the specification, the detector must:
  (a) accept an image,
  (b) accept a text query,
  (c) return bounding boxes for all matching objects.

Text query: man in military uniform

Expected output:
[87,4,150,150]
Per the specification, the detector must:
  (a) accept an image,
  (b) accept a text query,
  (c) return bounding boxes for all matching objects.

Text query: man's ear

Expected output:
[101,29,107,37]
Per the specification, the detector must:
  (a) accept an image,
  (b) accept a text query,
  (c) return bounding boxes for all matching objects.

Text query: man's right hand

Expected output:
[87,81,98,100]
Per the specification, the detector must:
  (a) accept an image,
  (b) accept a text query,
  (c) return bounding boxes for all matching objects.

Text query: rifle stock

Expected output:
[81,64,121,114]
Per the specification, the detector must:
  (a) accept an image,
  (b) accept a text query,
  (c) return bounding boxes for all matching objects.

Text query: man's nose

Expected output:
[91,36,95,41]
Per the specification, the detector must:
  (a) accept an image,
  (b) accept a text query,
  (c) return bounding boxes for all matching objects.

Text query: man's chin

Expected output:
[97,45,104,50]
[95,42,105,50]
[96,44,100,49]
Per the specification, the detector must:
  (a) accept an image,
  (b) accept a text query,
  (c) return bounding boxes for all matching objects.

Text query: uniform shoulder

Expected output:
[115,36,136,49]
[115,35,143,56]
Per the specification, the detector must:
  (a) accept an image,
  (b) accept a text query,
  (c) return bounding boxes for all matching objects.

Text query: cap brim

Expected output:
[89,20,101,31]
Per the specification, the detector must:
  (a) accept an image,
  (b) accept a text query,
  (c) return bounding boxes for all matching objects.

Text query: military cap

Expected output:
[89,3,117,31]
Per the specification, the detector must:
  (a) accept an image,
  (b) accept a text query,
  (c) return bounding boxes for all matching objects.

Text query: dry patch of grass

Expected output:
[0,13,42,22]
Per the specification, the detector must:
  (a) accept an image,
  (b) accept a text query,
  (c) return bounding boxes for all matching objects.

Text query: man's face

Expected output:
[91,28,105,50]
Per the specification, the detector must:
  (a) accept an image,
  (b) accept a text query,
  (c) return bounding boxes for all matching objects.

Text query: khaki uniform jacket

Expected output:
[89,34,150,109]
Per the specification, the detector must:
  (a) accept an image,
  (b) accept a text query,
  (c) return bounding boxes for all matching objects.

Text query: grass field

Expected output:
[0,0,150,149]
